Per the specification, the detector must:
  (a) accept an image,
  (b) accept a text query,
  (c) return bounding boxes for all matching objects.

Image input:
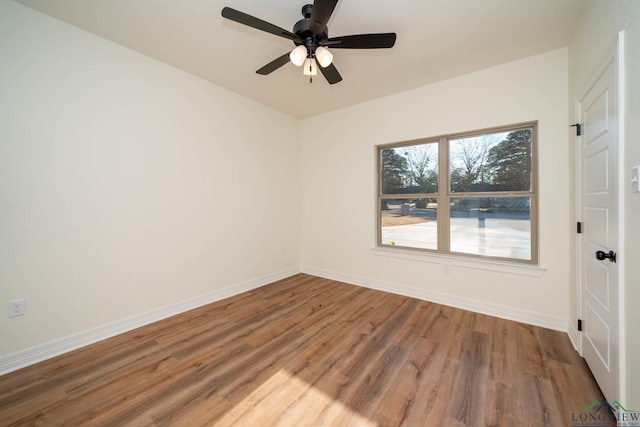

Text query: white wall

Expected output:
[300,48,570,328]
[0,1,300,363]
[568,0,640,409]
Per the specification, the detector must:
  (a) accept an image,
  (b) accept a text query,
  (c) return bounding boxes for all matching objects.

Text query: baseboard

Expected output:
[1,265,569,376]
[301,265,568,332]
[0,267,300,376]
[568,324,581,353]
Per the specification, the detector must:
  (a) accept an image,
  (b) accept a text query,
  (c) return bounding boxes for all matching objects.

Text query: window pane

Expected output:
[381,142,438,194]
[449,129,532,193]
[380,198,437,250]
[450,197,531,260]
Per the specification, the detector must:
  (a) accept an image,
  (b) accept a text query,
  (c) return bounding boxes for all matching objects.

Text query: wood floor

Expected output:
[0,274,607,426]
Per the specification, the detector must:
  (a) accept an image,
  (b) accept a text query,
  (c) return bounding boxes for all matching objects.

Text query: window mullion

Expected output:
[438,137,450,253]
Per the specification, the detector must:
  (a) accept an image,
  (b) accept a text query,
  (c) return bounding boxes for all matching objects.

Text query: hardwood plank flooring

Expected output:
[0,274,608,426]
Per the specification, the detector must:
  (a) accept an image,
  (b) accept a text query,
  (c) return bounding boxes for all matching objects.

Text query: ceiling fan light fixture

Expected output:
[315,46,333,68]
[303,57,318,76]
[289,45,307,66]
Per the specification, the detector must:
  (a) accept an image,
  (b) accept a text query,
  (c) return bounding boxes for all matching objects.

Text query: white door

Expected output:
[577,43,620,403]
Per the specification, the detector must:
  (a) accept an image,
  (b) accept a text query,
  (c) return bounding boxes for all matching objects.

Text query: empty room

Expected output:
[1,0,639,425]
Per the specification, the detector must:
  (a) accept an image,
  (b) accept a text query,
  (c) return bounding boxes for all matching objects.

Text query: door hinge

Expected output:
[577,221,582,234]
[570,123,582,136]
[578,319,583,331]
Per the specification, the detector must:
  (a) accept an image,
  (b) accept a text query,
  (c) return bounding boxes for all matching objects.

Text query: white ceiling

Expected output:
[15,0,584,118]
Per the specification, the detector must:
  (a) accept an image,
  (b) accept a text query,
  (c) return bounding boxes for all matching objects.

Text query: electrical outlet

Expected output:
[443,263,451,273]
[8,299,26,317]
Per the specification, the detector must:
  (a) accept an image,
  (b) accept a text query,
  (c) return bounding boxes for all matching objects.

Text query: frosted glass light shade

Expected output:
[315,47,333,68]
[303,57,318,76]
[289,45,307,66]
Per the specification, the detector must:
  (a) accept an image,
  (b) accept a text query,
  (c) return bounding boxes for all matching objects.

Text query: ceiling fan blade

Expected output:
[309,0,339,38]
[319,63,342,84]
[222,7,302,43]
[322,33,397,49]
[256,53,291,75]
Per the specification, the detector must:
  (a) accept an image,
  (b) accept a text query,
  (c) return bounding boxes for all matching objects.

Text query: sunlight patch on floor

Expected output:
[216,368,377,426]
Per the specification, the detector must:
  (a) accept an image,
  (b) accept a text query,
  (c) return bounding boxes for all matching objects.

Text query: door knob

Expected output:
[595,250,617,263]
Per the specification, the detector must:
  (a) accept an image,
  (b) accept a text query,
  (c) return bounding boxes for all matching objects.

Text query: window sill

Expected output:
[371,247,545,277]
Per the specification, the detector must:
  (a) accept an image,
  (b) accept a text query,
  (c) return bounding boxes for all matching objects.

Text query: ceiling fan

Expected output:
[221,0,396,84]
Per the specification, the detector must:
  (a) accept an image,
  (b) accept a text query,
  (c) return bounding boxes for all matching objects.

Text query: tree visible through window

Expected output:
[377,122,538,264]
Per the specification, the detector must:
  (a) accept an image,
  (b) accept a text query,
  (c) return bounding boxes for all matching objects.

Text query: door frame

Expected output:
[574,31,626,403]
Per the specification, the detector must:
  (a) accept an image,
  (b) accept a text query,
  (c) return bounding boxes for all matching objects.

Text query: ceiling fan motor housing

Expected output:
[293,4,328,48]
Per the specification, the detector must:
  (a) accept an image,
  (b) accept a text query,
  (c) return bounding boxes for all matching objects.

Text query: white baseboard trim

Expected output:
[301,265,568,332]
[0,267,300,376]
[568,324,581,353]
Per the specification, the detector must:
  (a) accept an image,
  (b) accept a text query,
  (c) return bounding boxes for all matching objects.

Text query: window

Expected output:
[377,122,538,264]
